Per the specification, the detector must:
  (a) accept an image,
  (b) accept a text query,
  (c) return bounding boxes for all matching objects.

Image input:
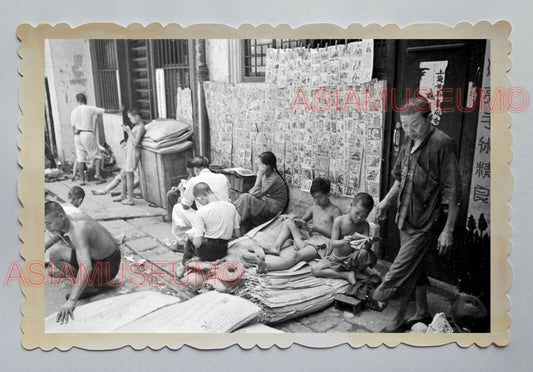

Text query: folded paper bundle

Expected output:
[235,265,349,324]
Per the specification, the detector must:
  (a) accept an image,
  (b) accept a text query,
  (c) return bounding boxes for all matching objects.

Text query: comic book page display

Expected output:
[205,40,384,201]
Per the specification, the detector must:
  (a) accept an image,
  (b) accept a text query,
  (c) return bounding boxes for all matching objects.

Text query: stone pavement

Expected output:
[45,176,455,332]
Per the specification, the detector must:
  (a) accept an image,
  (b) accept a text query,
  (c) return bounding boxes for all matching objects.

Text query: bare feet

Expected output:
[91,189,106,196]
[242,250,268,273]
[255,256,267,274]
[113,196,126,202]
[121,199,134,205]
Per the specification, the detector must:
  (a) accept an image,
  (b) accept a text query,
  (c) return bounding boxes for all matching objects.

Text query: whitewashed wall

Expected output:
[45,39,96,163]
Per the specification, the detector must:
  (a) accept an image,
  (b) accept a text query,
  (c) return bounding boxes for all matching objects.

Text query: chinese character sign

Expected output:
[467,42,491,229]
[418,60,448,126]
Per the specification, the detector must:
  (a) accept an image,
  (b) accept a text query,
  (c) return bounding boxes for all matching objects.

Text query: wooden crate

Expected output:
[228,174,257,193]
[138,146,194,209]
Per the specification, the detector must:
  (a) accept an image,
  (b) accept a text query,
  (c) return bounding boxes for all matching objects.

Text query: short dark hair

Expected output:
[310,177,331,195]
[399,96,432,119]
[45,200,65,216]
[186,159,195,169]
[127,107,142,117]
[190,156,210,169]
[192,182,213,197]
[68,186,85,200]
[76,93,87,104]
[352,192,374,211]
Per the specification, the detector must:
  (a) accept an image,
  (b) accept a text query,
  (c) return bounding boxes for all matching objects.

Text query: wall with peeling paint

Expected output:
[206,39,230,83]
[45,39,96,163]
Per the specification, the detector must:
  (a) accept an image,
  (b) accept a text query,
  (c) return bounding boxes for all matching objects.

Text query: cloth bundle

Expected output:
[141,118,193,151]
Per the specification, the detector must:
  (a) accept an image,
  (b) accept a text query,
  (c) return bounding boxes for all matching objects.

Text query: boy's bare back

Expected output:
[68,218,117,261]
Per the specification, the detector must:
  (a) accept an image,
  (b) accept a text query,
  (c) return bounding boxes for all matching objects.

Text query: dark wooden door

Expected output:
[381,40,486,284]
[127,40,154,121]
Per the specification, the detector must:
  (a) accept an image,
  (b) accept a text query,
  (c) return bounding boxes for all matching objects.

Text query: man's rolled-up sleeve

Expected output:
[439,140,462,206]
[391,147,403,182]
[180,179,196,207]
[94,107,105,115]
[188,213,205,239]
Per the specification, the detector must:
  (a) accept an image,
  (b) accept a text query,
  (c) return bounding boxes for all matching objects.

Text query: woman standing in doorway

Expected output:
[234,151,289,232]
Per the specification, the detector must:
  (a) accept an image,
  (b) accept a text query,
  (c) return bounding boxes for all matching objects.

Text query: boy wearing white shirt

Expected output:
[171,156,230,247]
[181,182,240,265]
[70,93,107,183]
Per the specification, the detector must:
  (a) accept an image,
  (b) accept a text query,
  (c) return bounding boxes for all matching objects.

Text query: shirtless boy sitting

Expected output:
[243,178,342,273]
[311,192,378,285]
[265,177,342,255]
[45,201,122,324]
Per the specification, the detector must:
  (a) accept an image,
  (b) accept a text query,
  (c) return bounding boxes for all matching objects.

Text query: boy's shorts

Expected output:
[300,230,329,258]
[75,132,102,162]
[70,247,122,285]
[320,248,377,273]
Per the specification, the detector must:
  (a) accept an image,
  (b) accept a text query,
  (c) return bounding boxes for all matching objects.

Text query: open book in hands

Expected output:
[349,235,381,250]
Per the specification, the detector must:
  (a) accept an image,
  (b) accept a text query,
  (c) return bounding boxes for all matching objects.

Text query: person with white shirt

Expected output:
[70,93,106,183]
[180,182,241,267]
[171,156,231,248]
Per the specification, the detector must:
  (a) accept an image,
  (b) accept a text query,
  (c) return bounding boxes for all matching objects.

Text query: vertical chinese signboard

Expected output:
[467,42,491,232]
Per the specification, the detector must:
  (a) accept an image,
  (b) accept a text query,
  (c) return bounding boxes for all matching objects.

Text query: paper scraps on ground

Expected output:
[114,291,261,333]
[45,291,181,333]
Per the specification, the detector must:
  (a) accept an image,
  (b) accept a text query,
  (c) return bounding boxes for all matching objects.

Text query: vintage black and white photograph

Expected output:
[37,33,499,340]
